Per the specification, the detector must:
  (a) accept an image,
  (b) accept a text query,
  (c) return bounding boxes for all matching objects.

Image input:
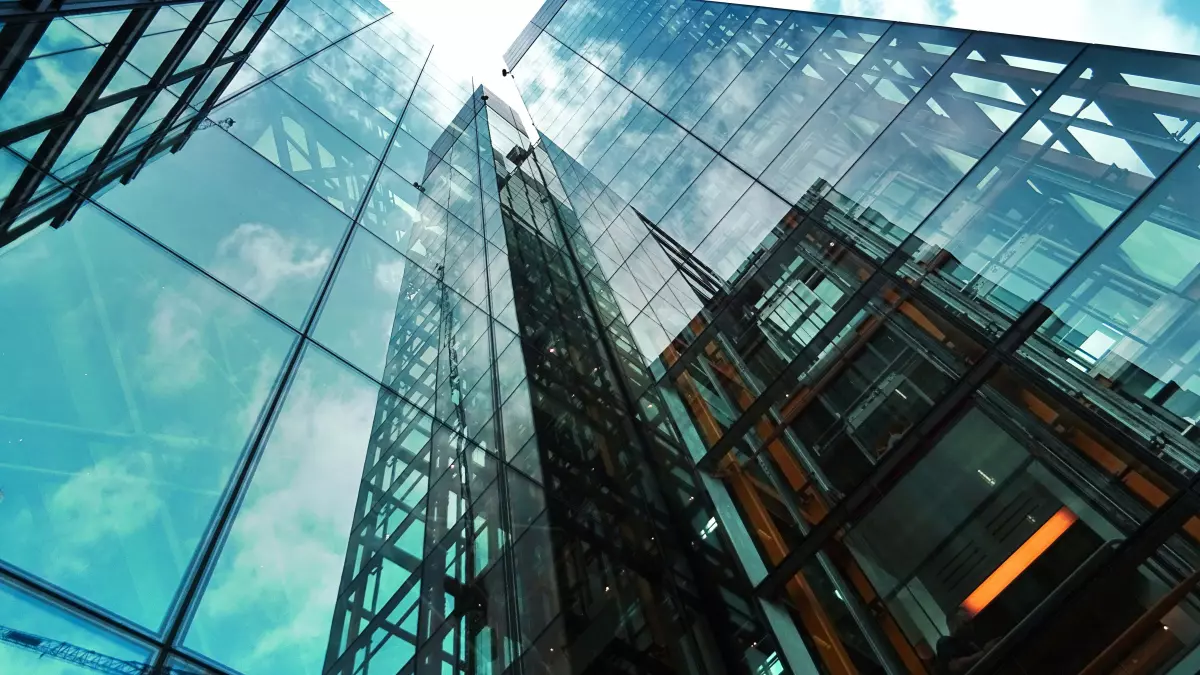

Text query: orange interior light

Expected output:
[961,507,1078,616]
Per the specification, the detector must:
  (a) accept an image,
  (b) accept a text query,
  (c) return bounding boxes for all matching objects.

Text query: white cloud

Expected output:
[45,454,165,575]
[192,356,382,672]
[373,256,411,291]
[838,0,944,24]
[212,222,332,306]
[141,288,208,394]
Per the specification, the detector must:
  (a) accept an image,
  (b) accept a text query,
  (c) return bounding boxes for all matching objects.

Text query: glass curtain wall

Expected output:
[0,3,550,675]
[507,0,1200,673]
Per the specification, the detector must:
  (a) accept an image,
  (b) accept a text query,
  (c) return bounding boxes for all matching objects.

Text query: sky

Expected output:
[382,0,1200,104]
[382,0,545,129]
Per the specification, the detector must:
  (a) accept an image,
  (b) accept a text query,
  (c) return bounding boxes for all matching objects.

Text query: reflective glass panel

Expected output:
[218,80,376,215]
[0,47,101,132]
[0,204,294,628]
[314,226,443,404]
[98,130,350,327]
[275,60,393,158]
[907,45,1192,320]
[721,16,889,177]
[185,344,433,674]
[761,24,967,205]
[0,581,153,674]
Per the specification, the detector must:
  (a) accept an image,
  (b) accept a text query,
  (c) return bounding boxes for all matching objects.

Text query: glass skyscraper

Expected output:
[5,0,1200,674]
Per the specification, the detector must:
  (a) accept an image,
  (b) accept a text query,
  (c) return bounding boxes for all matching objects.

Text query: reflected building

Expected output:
[502,0,1200,674]
[6,0,1200,674]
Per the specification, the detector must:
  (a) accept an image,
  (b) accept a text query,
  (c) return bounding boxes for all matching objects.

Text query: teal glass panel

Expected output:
[657,153,752,250]
[49,100,136,180]
[218,80,377,216]
[631,3,723,101]
[693,10,831,148]
[0,581,153,674]
[246,28,305,77]
[1034,143,1200,434]
[274,60,393,158]
[30,18,98,58]
[722,16,889,178]
[340,32,417,96]
[68,11,133,44]
[359,164,450,273]
[906,44,1191,320]
[0,204,294,629]
[314,226,443,398]
[650,4,755,114]
[289,0,350,42]
[127,30,180,76]
[312,43,408,122]
[98,130,350,327]
[268,8,332,57]
[610,114,687,204]
[400,105,446,151]
[0,47,101,132]
[385,127,433,183]
[762,24,967,206]
[694,182,791,281]
[184,344,433,675]
[632,133,714,224]
[116,87,180,155]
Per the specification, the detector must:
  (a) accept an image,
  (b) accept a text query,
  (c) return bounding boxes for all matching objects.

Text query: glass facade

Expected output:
[6,0,1200,674]
[503,0,1200,674]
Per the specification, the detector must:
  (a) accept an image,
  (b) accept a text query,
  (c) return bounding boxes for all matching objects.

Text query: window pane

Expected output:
[268,7,332,56]
[184,344,435,675]
[385,127,434,183]
[0,47,101,132]
[632,132,715,224]
[907,45,1191,319]
[289,0,350,42]
[657,153,753,250]
[651,4,756,115]
[218,80,377,215]
[0,204,294,628]
[0,581,153,674]
[245,28,305,77]
[31,18,98,58]
[694,181,792,281]
[46,99,135,181]
[69,11,134,44]
[275,60,393,158]
[400,105,446,150]
[722,16,889,178]
[98,130,349,327]
[632,3,723,101]
[359,164,452,274]
[1033,143,1200,448]
[312,43,408,122]
[127,30,180,75]
[694,11,832,148]
[340,32,417,96]
[314,226,443,404]
[761,24,967,205]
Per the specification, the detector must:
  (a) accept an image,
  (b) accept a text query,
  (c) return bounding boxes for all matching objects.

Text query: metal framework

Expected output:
[0,0,288,250]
